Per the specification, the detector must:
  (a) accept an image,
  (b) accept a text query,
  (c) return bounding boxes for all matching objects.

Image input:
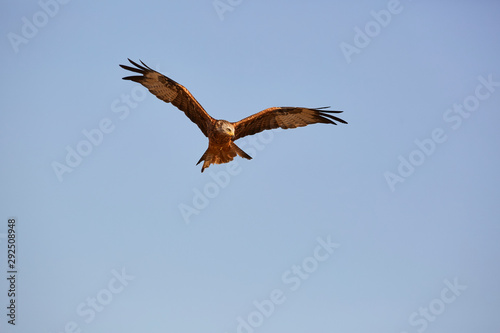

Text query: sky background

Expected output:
[1,1,500,332]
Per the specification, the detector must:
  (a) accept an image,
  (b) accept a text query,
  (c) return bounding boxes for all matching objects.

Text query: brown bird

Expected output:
[120,59,347,172]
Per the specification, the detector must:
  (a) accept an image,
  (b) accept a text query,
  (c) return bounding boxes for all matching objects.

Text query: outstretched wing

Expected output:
[119,59,215,137]
[233,107,347,140]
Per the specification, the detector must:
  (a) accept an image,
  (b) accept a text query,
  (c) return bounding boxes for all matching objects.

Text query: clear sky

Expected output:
[1,1,500,332]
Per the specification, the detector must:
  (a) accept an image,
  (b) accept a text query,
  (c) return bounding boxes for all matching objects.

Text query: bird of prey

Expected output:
[120,59,347,172]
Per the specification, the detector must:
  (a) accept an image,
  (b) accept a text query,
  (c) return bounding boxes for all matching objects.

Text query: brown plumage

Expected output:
[120,59,347,172]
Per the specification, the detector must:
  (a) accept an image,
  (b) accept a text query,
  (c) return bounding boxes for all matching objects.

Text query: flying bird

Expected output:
[120,59,347,172]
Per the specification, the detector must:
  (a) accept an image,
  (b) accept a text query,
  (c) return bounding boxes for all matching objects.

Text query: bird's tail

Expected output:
[196,142,252,173]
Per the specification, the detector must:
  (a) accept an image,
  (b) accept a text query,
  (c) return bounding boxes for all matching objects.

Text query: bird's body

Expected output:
[120,59,347,172]
[199,120,251,172]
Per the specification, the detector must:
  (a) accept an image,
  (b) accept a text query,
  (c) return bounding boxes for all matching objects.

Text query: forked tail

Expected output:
[196,142,252,172]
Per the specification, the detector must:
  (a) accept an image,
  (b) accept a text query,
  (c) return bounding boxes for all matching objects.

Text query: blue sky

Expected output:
[1,1,500,332]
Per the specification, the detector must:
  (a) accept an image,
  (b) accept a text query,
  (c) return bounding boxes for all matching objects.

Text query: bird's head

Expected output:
[215,120,235,138]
